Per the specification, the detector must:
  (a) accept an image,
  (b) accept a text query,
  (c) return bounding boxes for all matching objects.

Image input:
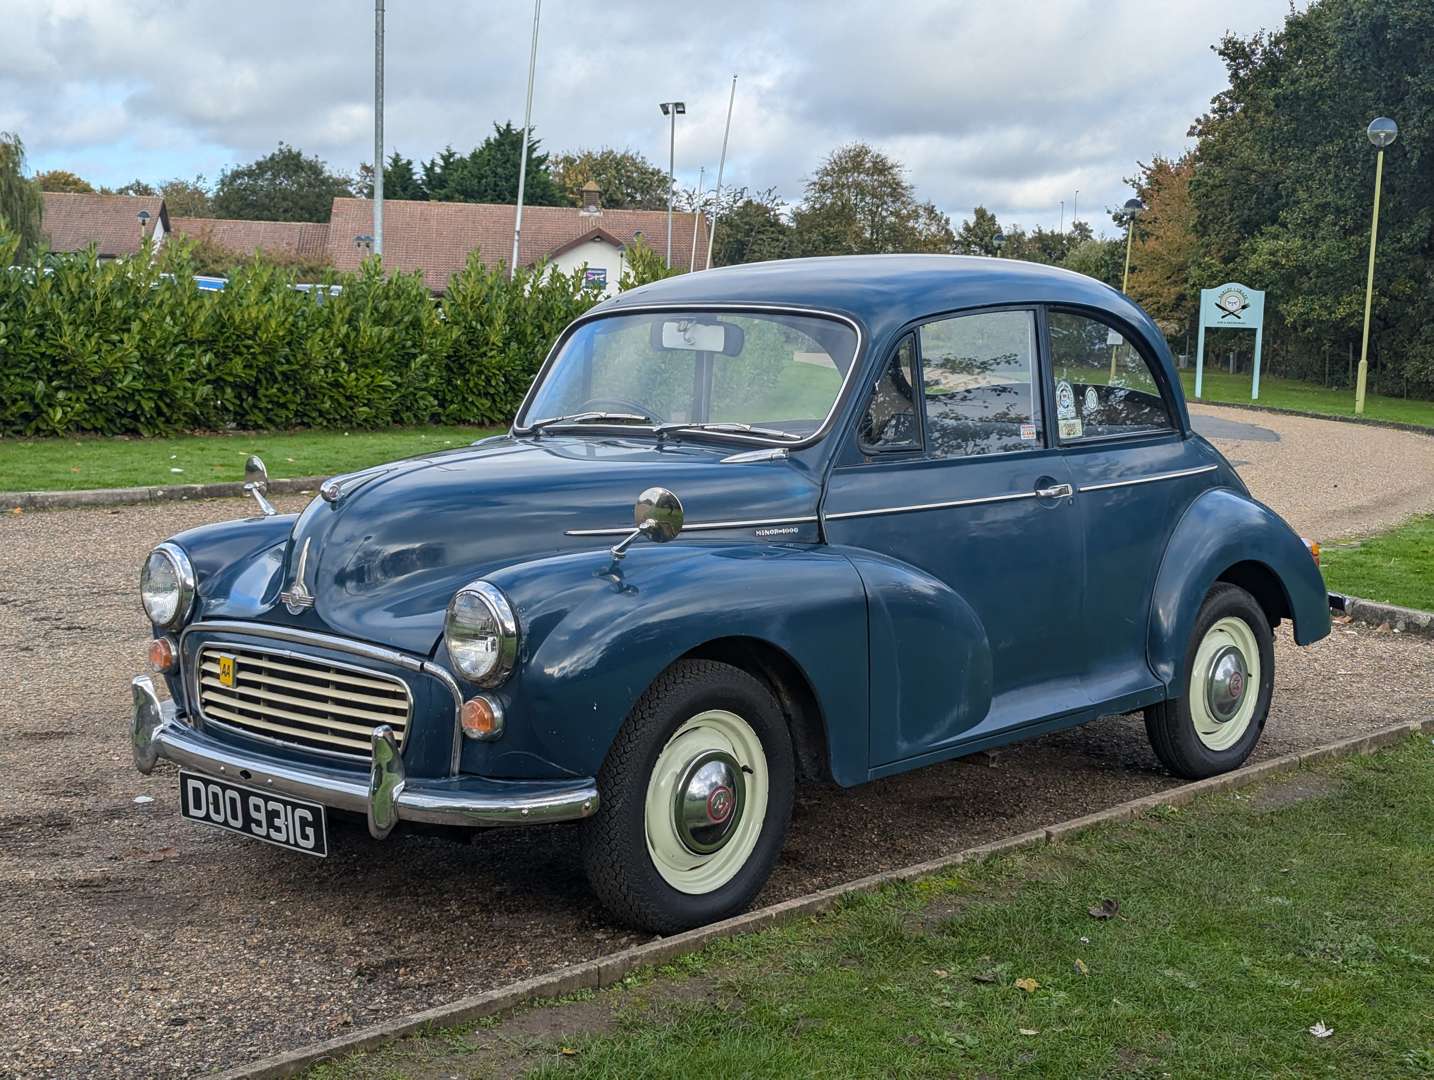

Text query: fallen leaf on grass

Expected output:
[1019,1028,1039,1036]
[1088,898,1120,920]
[1014,978,1039,993]
[1074,959,1089,976]
[1308,1022,1334,1039]
[560,1045,580,1056]
[933,969,950,978]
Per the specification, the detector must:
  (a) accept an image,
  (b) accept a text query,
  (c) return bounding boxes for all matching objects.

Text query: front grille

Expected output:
[195,643,411,759]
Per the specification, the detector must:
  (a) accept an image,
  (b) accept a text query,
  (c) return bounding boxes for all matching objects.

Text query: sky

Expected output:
[0,0,1300,235]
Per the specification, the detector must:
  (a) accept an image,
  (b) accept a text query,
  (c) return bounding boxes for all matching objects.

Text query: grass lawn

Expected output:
[309,738,1434,1080]
[1323,514,1434,612]
[1179,368,1434,430]
[0,425,502,492]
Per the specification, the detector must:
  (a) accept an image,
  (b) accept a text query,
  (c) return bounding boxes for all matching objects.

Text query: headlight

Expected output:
[445,581,518,686]
[140,543,197,629]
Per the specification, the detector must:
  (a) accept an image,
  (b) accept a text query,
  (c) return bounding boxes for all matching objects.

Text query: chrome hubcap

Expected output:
[1204,644,1249,724]
[673,750,745,855]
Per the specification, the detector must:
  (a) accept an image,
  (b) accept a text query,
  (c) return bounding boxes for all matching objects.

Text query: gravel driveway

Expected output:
[3,405,1432,1079]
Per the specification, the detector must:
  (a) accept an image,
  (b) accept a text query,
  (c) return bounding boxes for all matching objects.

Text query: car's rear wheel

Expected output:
[580,659,794,934]
[1144,582,1274,779]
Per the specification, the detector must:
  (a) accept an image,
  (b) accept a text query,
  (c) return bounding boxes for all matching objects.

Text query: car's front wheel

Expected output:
[1144,582,1275,779]
[580,659,794,934]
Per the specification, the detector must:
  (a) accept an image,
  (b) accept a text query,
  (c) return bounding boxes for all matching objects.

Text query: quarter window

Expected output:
[1048,312,1172,440]
[918,309,1043,459]
[859,334,920,451]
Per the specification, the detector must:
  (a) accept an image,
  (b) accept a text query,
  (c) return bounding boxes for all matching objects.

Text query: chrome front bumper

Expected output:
[131,676,598,839]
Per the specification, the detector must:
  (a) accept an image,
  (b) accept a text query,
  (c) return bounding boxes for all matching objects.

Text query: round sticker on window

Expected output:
[1056,380,1076,420]
[1084,387,1099,413]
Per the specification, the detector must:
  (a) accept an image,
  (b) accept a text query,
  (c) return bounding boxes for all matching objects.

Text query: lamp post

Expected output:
[373,0,384,257]
[1072,188,1079,228]
[137,209,150,246]
[659,101,685,268]
[1355,116,1397,415]
[704,74,737,271]
[1120,197,1144,293]
[991,230,1005,257]
[354,234,374,255]
[510,0,542,280]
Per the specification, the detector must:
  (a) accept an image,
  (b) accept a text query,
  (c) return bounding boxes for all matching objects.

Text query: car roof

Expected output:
[599,254,1167,354]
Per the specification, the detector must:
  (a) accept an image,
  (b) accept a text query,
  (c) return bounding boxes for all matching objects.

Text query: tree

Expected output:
[1126,155,1199,330]
[954,206,1002,256]
[710,188,795,266]
[424,123,564,206]
[212,143,353,222]
[1186,0,1434,392]
[356,152,427,201]
[552,147,669,210]
[1061,237,1124,288]
[0,132,43,258]
[36,169,94,193]
[158,175,214,217]
[791,143,953,256]
[110,179,157,196]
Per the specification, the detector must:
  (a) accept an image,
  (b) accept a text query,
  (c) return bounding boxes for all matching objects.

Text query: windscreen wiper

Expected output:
[523,411,653,433]
[654,421,802,441]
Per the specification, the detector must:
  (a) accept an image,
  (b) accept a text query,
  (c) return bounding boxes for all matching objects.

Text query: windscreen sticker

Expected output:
[1059,418,1083,440]
[1020,422,1038,441]
[1056,380,1076,420]
[1084,386,1100,413]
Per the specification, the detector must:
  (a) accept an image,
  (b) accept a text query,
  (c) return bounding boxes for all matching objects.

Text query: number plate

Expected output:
[178,771,328,857]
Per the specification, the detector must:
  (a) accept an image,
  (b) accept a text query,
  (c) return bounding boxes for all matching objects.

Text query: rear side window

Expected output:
[919,309,1043,459]
[1048,311,1172,440]
[859,333,920,452]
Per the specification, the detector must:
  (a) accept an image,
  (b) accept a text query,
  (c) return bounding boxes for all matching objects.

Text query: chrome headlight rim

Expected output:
[141,542,197,630]
[445,580,519,687]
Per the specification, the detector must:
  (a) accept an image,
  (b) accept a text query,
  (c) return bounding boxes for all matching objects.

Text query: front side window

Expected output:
[519,310,859,442]
[1048,311,1172,440]
[859,334,920,452]
[919,309,1043,459]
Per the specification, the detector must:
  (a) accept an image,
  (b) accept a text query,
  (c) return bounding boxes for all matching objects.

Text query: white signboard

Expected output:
[1195,282,1267,400]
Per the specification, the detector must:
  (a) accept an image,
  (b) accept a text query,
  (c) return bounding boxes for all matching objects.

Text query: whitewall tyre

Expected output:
[580,659,795,934]
[1144,583,1275,780]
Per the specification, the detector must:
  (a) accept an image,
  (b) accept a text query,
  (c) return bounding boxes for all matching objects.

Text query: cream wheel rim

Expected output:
[644,709,768,895]
[1190,616,1261,751]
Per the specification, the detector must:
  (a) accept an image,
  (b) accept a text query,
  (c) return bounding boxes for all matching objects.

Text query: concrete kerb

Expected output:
[1329,591,1434,639]
[211,716,1434,1080]
[3,476,323,511]
[1191,397,1434,438]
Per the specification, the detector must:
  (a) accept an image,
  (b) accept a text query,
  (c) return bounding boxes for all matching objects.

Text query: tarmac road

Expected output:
[2,403,1432,1078]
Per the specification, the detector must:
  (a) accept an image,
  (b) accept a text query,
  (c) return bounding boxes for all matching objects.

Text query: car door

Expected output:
[1046,309,1211,704]
[823,307,1089,770]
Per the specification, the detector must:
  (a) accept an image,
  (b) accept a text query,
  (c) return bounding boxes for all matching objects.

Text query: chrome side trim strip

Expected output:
[824,490,1038,522]
[566,514,819,538]
[1077,464,1218,493]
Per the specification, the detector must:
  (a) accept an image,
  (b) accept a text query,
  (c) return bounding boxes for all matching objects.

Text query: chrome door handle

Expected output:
[1035,483,1073,499]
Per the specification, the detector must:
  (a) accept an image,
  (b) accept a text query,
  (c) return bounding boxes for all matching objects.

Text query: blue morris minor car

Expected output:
[132,255,1330,932]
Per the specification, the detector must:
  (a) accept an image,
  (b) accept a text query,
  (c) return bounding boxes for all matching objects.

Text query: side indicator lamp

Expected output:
[460,694,505,740]
[1302,538,1321,566]
[147,636,178,674]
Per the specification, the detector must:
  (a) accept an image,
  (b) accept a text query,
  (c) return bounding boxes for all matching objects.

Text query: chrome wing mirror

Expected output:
[610,487,683,560]
[243,455,277,517]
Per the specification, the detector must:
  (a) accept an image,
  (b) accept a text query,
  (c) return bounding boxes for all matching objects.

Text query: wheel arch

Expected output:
[679,636,832,784]
[1215,559,1293,629]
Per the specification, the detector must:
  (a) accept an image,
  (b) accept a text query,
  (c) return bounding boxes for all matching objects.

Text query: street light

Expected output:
[659,101,685,268]
[1355,116,1398,415]
[991,230,1005,256]
[373,0,384,257]
[137,209,150,245]
[1120,197,1144,293]
[354,234,374,254]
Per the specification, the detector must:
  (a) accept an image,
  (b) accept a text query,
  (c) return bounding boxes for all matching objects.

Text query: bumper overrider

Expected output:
[131,675,598,839]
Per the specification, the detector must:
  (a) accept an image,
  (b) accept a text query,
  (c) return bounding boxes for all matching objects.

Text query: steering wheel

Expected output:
[578,396,655,418]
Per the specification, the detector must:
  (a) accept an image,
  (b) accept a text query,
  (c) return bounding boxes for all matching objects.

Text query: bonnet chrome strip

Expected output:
[1077,464,1218,493]
[824,489,1038,522]
[566,514,819,538]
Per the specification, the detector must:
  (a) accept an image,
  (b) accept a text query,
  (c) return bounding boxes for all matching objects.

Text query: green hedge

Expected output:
[0,235,613,436]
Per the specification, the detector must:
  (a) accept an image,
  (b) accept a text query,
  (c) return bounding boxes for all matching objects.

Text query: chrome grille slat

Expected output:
[195,643,412,761]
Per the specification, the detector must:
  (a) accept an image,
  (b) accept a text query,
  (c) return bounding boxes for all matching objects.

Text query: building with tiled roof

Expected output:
[326,192,709,293]
[170,217,330,262]
[41,192,168,257]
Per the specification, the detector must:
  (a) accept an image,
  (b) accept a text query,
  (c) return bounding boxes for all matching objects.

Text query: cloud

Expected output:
[3,0,1299,232]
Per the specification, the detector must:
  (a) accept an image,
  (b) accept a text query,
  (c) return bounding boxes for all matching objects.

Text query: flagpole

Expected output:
[510,0,541,279]
[704,74,736,270]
